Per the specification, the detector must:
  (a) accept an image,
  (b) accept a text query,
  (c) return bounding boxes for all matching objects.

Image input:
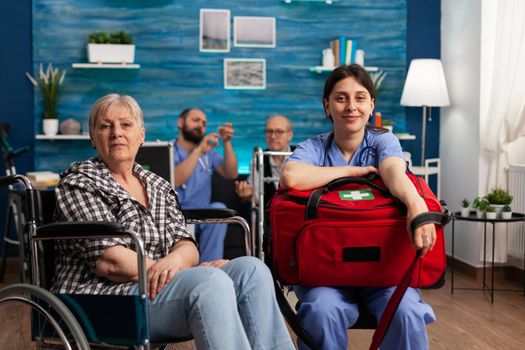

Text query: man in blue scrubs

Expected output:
[173,108,238,262]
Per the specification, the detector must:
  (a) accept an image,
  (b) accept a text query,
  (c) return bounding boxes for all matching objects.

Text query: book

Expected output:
[345,39,357,64]
[330,39,340,66]
[338,36,347,67]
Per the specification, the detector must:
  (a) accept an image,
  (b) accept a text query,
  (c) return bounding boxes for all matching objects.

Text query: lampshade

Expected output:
[400,59,450,107]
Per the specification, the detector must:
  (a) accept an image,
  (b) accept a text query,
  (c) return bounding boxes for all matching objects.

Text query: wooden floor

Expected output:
[1,260,525,350]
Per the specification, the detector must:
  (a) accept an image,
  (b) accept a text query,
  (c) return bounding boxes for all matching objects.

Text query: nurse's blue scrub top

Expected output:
[173,141,223,208]
[287,129,403,167]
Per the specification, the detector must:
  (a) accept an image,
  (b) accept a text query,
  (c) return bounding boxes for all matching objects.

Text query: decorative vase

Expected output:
[501,211,512,219]
[486,212,497,220]
[491,204,504,218]
[460,207,470,217]
[383,125,393,133]
[476,209,484,219]
[87,44,135,64]
[43,119,59,136]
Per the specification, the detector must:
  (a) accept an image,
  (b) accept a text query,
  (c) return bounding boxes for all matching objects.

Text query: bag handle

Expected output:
[305,175,400,220]
[369,211,451,350]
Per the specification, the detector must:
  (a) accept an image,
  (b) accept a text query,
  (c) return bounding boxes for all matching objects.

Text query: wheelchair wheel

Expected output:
[0,283,90,350]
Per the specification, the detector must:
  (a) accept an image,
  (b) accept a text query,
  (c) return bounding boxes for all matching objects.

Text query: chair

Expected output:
[404,152,441,198]
[0,174,250,350]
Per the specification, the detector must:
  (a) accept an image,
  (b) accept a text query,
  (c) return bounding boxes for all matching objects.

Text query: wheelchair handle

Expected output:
[0,175,16,186]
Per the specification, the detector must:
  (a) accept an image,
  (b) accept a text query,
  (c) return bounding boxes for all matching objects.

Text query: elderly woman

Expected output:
[52,94,294,350]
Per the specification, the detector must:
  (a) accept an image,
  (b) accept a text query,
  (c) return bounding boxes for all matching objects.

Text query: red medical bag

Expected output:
[269,174,449,288]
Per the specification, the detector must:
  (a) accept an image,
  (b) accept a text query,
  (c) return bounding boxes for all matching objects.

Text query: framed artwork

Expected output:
[233,16,276,48]
[224,58,266,90]
[200,9,230,52]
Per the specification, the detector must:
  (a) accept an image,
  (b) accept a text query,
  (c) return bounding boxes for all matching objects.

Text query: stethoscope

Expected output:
[174,140,211,190]
[322,128,377,167]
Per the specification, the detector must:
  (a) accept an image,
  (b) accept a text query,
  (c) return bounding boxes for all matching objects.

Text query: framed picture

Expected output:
[200,9,230,52]
[234,16,276,48]
[224,58,266,90]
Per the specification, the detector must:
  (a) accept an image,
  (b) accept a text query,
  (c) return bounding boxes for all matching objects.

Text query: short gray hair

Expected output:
[89,94,144,136]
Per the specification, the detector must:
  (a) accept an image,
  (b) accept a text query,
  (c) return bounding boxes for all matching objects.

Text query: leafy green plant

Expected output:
[503,204,512,212]
[382,119,394,126]
[88,31,133,45]
[485,205,496,213]
[474,197,490,211]
[460,199,470,208]
[485,188,513,205]
[25,63,66,119]
[369,70,387,92]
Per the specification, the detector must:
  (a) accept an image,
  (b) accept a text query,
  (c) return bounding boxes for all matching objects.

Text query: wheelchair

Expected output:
[0,174,251,350]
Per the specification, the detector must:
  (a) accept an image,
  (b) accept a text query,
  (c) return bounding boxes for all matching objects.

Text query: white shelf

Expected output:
[395,133,416,140]
[283,0,338,3]
[309,66,379,73]
[36,134,90,140]
[72,63,140,69]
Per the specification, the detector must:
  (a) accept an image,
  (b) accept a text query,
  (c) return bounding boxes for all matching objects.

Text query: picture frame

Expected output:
[233,16,276,48]
[199,9,230,52]
[224,58,266,90]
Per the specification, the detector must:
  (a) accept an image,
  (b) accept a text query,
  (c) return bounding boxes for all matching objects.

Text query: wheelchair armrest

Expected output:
[182,208,238,220]
[35,221,124,238]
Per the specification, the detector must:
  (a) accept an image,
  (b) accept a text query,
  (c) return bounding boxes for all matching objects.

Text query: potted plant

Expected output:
[87,31,135,64]
[501,204,512,219]
[485,187,513,217]
[369,70,387,93]
[460,198,470,217]
[26,63,67,136]
[473,196,489,218]
[485,205,497,220]
[382,119,394,132]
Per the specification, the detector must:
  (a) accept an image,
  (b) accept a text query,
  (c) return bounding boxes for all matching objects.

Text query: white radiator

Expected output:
[508,164,525,258]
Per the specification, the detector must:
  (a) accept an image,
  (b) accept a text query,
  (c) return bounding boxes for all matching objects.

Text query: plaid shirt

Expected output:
[52,158,195,295]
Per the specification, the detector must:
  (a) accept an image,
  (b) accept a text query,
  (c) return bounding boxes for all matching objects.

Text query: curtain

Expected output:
[480,0,525,263]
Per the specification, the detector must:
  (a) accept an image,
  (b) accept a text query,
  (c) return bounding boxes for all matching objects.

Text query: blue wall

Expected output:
[32,0,408,173]
[0,1,33,257]
[1,0,442,256]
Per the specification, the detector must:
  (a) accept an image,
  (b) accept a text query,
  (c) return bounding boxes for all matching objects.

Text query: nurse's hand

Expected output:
[348,166,378,177]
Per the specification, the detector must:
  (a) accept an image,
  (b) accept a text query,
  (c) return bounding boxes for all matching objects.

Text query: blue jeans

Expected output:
[195,202,228,263]
[293,286,436,350]
[131,256,294,350]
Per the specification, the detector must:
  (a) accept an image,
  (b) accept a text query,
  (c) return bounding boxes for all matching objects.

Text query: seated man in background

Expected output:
[235,114,294,207]
[173,108,238,262]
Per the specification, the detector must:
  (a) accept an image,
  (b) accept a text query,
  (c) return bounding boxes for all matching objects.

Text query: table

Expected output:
[451,211,525,303]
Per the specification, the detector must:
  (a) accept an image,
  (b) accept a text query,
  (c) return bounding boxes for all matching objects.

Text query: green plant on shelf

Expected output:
[485,205,496,213]
[503,204,512,212]
[485,187,513,205]
[88,31,133,44]
[369,70,387,92]
[460,198,470,208]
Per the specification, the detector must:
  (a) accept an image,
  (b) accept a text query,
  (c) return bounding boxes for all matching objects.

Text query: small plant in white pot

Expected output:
[485,187,513,218]
[485,205,497,220]
[472,197,488,218]
[26,63,66,136]
[87,31,135,64]
[501,204,512,219]
[460,199,470,217]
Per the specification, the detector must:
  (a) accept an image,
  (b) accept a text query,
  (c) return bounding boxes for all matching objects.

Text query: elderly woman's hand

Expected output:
[200,259,230,268]
[147,256,185,299]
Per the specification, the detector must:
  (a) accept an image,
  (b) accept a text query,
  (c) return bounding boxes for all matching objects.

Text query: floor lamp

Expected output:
[400,59,450,165]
